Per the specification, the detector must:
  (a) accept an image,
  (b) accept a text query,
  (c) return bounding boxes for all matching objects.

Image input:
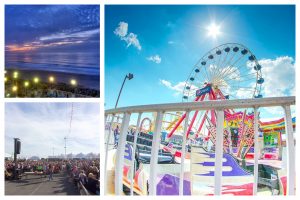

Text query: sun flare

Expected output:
[207,23,221,38]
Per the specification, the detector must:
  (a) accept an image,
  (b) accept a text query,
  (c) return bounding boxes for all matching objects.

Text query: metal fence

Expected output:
[104,96,295,195]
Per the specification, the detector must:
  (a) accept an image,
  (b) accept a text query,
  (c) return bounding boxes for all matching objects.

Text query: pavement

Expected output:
[5,172,80,195]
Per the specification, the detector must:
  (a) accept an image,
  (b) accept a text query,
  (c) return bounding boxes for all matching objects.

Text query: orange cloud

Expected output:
[6,44,37,52]
[6,40,84,52]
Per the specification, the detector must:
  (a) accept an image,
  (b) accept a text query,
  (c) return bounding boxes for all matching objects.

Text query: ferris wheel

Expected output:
[167,43,264,139]
[182,43,263,102]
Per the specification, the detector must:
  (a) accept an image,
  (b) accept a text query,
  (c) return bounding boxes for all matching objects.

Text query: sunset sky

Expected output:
[5,5,99,53]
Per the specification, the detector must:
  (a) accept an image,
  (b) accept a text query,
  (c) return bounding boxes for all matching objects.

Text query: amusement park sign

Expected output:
[196,85,211,96]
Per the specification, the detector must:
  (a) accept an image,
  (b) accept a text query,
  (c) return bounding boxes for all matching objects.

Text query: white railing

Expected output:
[104,96,295,196]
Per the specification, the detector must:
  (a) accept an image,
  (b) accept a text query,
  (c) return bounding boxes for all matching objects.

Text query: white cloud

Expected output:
[231,82,256,99]
[113,21,128,37]
[147,55,162,64]
[250,56,295,97]
[160,80,185,94]
[122,33,141,50]
[5,103,100,158]
[114,21,142,50]
[235,89,254,99]
[168,41,175,45]
[160,80,172,88]
[220,56,295,100]
[260,104,295,118]
[160,79,197,97]
[40,28,99,41]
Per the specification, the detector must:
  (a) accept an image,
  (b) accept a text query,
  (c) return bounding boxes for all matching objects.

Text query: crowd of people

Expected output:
[68,159,100,195]
[5,160,61,178]
[5,159,100,195]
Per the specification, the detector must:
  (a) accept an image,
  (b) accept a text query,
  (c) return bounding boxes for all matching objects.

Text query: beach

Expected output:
[6,69,100,90]
[5,69,100,97]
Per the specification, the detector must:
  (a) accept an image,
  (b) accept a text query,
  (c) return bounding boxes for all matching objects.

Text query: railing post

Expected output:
[104,114,115,195]
[105,114,109,125]
[130,113,142,195]
[214,109,224,195]
[253,107,259,195]
[225,120,232,154]
[149,111,164,195]
[179,111,190,195]
[283,105,295,195]
[115,112,131,195]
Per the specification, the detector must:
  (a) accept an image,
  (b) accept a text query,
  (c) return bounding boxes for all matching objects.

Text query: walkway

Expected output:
[5,172,79,195]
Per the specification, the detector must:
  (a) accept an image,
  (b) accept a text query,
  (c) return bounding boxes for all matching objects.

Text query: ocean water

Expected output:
[5,52,100,76]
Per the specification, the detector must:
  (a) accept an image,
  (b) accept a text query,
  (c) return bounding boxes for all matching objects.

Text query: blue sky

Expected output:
[5,103,100,158]
[105,5,295,119]
[5,5,99,53]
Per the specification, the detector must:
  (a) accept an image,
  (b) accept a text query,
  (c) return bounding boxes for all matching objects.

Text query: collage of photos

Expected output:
[1,1,297,199]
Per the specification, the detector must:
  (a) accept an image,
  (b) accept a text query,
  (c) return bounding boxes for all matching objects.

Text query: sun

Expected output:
[207,23,221,38]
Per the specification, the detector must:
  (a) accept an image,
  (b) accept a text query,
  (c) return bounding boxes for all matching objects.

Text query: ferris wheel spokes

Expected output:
[174,43,263,142]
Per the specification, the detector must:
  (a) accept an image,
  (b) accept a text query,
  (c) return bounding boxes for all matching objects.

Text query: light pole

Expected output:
[49,76,55,96]
[12,85,18,97]
[64,137,67,159]
[49,76,55,87]
[33,77,39,97]
[24,81,29,97]
[13,71,18,85]
[70,79,77,97]
[115,73,134,109]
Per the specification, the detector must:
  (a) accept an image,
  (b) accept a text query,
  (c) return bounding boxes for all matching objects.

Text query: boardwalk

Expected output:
[5,172,80,195]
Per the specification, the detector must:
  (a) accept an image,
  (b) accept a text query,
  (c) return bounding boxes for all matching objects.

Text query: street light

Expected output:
[24,81,29,87]
[12,86,18,97]
[13,71,18,86]
[24,81,29,97]
[70,79,77,86]
[49,76,55,83]
[33,77,39,84]
[49,76,55,92]
[70,79,77,97]
[12,85,18,92]
[115,73,134,108]
[33,77,39,97]
[13,71,18,79]
[5,77,7,82]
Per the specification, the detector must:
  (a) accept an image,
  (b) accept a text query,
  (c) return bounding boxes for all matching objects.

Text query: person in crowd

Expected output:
[85,173,99,195]
[114,125,120,148]
[79,170,88,185]
[48,164,54,181]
